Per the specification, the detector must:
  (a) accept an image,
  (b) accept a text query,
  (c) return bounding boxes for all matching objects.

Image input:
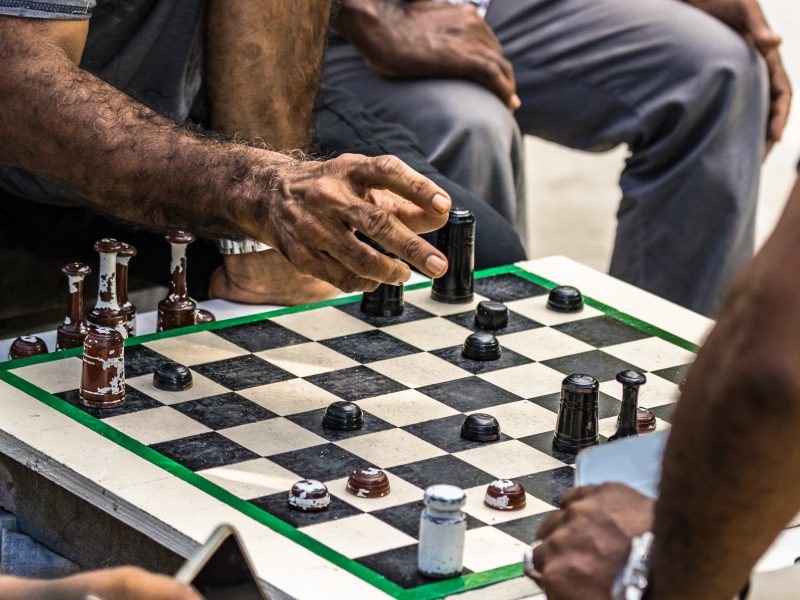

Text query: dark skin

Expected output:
[531,177,800,600]
[336,0,791,155]
[0,5,452,299]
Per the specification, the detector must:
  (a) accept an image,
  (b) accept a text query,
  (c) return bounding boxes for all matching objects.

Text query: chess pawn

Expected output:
[418,484,467,579]
[8,336,48,360]
[87,239,128,338]
[57,262,92,350]
[116,243,138,337]
[80,326,125,409]
[157,231,197,332]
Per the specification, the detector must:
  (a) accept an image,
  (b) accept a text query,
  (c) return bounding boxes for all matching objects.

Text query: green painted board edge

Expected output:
[0,264,698,598]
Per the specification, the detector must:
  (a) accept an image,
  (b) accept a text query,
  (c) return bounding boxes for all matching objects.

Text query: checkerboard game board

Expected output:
[1,265,697,599]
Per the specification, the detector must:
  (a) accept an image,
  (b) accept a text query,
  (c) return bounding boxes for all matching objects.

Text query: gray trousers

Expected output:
[324,0,769,315]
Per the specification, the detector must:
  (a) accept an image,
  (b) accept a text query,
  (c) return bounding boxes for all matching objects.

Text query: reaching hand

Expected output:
[687,0,791,156]
[528,484,654,600]
[341,1,520,110]
[247,153,451,293]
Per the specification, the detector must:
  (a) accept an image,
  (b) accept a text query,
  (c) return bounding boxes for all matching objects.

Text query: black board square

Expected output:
[403,414,511,453]
[56,387,161,419]
[306,366,407,402]
[445,310,544,336]
[649,403,676,424]
[430,345,531,375]
[286,406,394,442]
[151,432,259,471]
[474,273,548,302]
[337,301,435,328]
[418,377,522,413]
[320,330,421,363]
[268,443,371,482]
[125,345,173,378]
[356,545,473,590]
[172,392,278,431]
[517,431,579,466]
[651,364,692,386]
[388,455,495,490]
[540,350,644,383]
[552,316,651,348]
[211,321,310,353]
[250,492,360,528]
[529,391,622,420]
[517,466,576,507]
[193,354,294,391]
[371,500,486,539]
[494,511,559,544]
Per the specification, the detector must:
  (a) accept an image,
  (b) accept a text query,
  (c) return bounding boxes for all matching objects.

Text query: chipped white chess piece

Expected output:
[418,484,467,579]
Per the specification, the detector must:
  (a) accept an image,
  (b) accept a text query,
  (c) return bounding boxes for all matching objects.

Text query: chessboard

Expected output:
[0,264,697,599]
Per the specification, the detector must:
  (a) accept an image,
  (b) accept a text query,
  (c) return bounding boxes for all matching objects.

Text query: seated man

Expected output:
[530,170,800,598]
[326,0,792,315]
[0,0,526,308]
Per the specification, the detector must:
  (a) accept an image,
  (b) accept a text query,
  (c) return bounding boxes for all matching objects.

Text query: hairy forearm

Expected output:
[650,178,800,599]
[0,24,294,240]
[207,0,333,149]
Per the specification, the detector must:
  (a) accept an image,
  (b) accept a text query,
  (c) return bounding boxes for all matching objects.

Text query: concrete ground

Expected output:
[523,0,799,273]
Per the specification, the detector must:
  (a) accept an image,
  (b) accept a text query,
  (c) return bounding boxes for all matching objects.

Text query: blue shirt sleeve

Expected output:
[0,0,94,19]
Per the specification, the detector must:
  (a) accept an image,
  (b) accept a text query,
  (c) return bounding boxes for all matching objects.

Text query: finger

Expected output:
[536,509,569,541]
[465,52,517,108]
[559,485,602,507]
[311,250,382,293]
[368,188,446,234]
[346,202,449,279]
[764,48,792,150]
[744,0,782,53]
[345,155,451,215]
[327,231,412,285]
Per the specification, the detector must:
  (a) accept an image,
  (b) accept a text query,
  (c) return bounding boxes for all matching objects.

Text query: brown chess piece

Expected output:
[8,336,48,361]
[157,231,197,332]
[56,262,92,350]
[117,243,138,337]
[87,239,128,338]
[195,308,216,324]
[80,326,125,408]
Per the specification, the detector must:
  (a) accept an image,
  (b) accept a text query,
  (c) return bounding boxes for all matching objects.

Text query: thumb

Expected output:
[744,2,781,52]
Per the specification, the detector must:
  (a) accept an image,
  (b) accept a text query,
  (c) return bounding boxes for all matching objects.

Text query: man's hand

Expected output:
[0,567,203,600]
[247,153,452,293]
[337,0,520,110]
[687,0,791,155]
[529,484,654,600]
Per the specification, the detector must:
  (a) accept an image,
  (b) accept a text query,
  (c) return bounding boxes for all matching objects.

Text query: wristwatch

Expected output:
[612,532,654,600]
[216,238,271,255]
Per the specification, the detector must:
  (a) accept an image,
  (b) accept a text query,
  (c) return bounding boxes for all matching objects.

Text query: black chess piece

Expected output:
[461,413,500,442]
[610,370,646,442]
[553,373,599,453]
[323,401,364,431]
[431,209,475,304]
[462,331,501,361]
[547,286,584,312]
[153,361,193,391]
[475,301,509,330]
[361,283,404,317]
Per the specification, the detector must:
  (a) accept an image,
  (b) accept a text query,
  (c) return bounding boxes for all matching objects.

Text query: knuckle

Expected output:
[362,207,395,238]
[374,154,402,176]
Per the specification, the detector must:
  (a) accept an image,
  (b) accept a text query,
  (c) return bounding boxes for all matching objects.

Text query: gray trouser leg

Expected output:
[324,0,768,315]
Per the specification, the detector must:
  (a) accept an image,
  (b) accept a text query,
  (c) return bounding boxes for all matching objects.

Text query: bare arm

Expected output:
[0,14,450,290]
[650,175,800,599]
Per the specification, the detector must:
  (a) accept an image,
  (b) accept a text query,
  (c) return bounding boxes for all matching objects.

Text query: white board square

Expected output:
[499,327,594,361]
[238,379,342,416]
[104,406,211,445]
[11,357,82,393]
[455,440,565,479]
[336,428,446,469]
[255,342,359,377]
[369,353,470,388]
[467,401,558,438]
[506,296,602,326]
[299,514,416,559]
[355,389,459,427]
[145,331,248,365]
[271,307,374,341]
[602,337,695,372]
[127,371,229,406]
[463,526,530,572]
[198,458,300,500]
[480,363,566,399]
[404,288,490,316]
[382,317,473,351]
[222,417,326,456]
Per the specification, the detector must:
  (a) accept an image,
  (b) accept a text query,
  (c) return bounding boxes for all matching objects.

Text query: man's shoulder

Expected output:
[0,0,95,20]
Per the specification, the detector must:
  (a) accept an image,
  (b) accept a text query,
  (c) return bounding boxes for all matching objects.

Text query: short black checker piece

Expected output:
[6,220,699,598]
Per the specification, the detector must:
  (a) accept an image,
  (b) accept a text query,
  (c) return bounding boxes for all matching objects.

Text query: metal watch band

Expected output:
[611,532,655,600]
[216,238,272,255]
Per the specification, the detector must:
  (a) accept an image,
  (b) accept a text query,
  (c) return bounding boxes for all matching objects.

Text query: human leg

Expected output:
[323,42,525,227]
[313,84,527,269]
[486,0,768,315]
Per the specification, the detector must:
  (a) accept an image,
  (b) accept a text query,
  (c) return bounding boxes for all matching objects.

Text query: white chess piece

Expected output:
[418,484,467,578]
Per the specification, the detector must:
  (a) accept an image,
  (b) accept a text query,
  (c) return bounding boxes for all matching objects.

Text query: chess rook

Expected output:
[8,336,48,361]
[288,480,330,513]
[157,231,197,332]
[610,370,647,442]
[431,208,475,304]
[80,326,125,409]
[553,373,600,453]
[56,262,92,350]
[87,238,128,338]
[418,484,467,579]
[116,243,138,337]
[361,283,404,317]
